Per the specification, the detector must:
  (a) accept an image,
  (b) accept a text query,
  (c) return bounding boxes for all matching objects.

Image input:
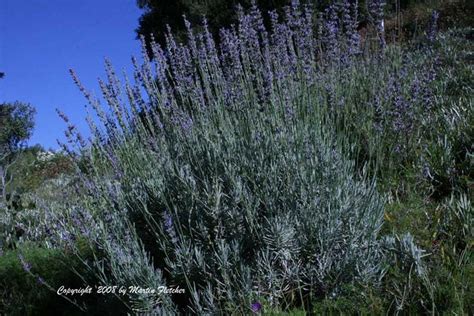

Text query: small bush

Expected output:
[0,244,126,315]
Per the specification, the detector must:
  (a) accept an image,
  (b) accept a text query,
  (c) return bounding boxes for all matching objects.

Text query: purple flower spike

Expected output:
[427,10,440,42]
[164,212,173,230]
[37,277,46,285]
[18,254,32,273]
[251,301,262,313]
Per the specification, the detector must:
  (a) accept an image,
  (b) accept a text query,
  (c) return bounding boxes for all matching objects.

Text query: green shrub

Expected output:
[60,3,390,313]
[0,244,126,315]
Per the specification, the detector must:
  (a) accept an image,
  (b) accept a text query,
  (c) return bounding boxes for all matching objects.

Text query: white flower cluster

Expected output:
[36,150,56,162]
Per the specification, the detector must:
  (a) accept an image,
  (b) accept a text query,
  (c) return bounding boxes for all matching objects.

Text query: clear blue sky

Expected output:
[0,0,143,150]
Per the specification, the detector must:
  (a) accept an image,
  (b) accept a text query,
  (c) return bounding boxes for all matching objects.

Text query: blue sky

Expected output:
[0,0,143,149]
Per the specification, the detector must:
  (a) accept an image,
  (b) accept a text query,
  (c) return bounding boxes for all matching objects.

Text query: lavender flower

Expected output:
[427,11,440,42]
[323,5,340,62]
[37,276,46,285]
[163,211,178,244]
[251,301,262,313]
[164,212,173,230]
[342,0,360,55]
[368,0,386,49]
[18,254,32,273]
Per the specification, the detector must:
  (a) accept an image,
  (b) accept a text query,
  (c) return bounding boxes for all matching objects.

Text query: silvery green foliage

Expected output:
[74,115,386,314]
[0,175,91,249]
[0,204,14,254]
[62,1,388,313]
[439,194,473,247]
[449,194,473,240]
[0,201,52,251]
[383,233,427,278]
[381,233,430,312]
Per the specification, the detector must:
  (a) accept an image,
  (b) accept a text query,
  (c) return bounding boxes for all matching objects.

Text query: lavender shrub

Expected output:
[55,1,444,314]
